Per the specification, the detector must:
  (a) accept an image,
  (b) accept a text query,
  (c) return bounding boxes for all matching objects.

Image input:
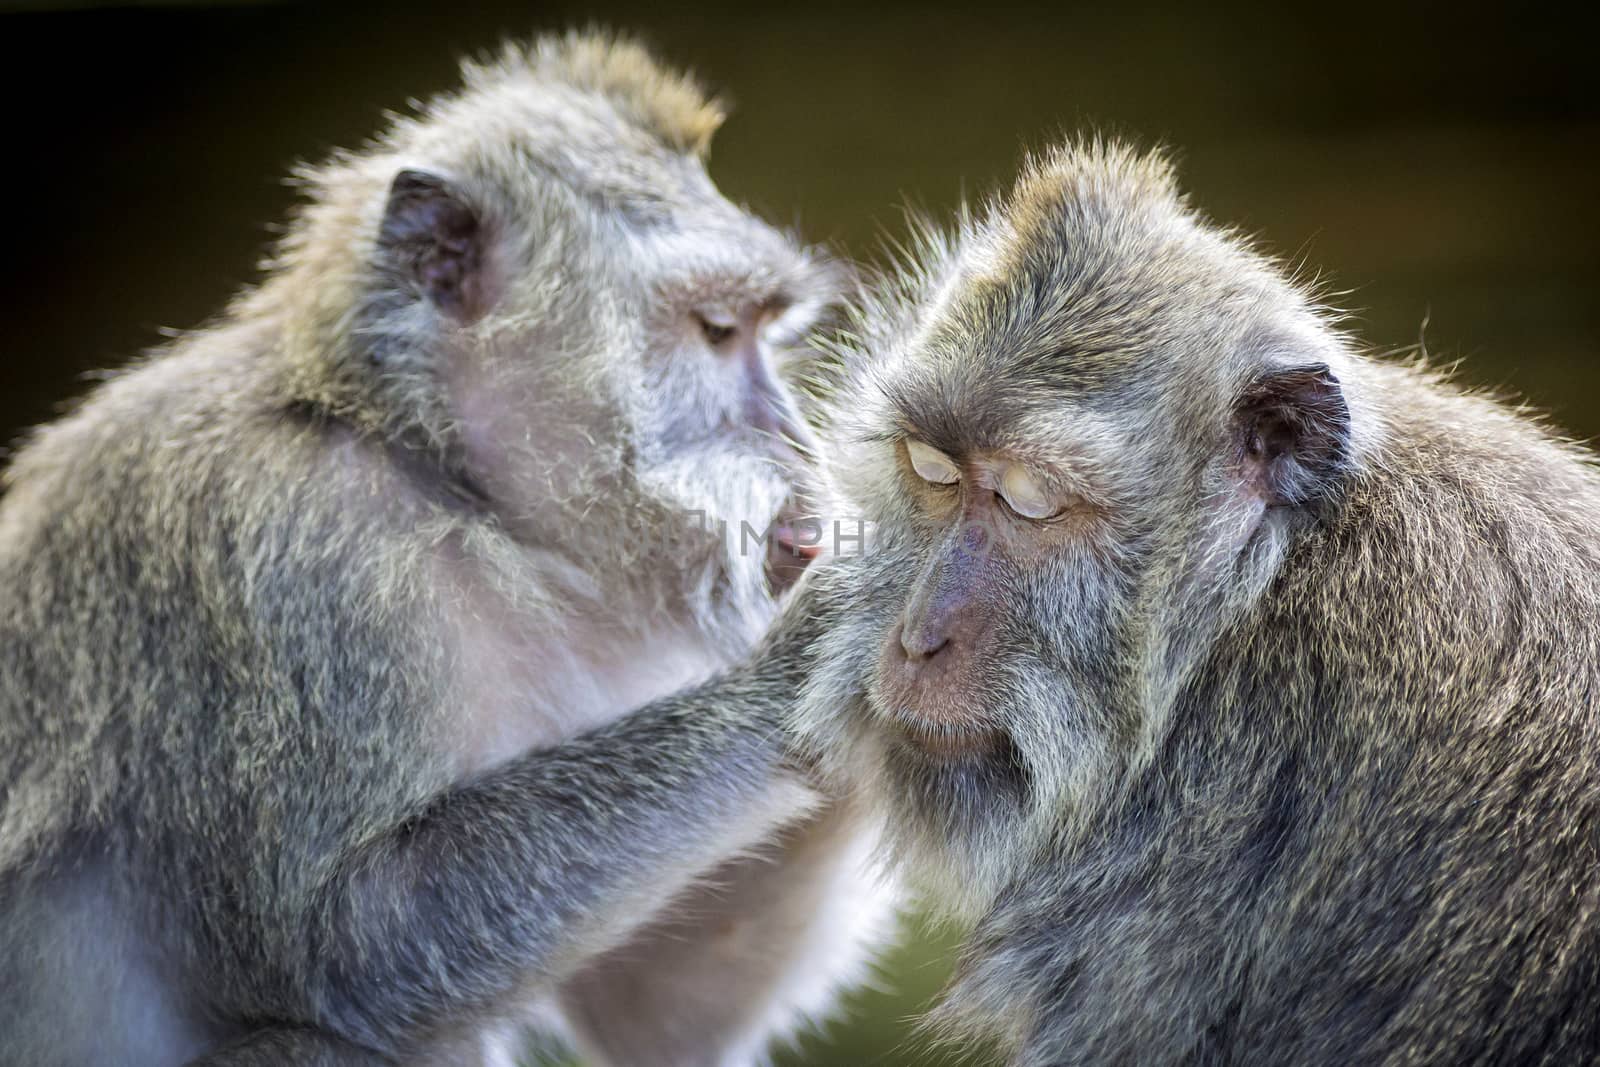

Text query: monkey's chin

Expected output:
[865,700,1029,812]
[869,729,1032,916]
[886,717,1010,762]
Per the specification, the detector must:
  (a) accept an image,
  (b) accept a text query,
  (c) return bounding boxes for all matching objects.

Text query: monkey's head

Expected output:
[260,32,839,645]
[797,140,1378,913]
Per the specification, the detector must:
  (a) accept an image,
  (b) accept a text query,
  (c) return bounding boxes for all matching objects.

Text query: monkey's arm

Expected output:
[553,555,894,1067]
[300,575,835,1057]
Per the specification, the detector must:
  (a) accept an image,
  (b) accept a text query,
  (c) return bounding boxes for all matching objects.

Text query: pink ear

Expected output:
[1234,363,1350,507]
[377,169,488,322]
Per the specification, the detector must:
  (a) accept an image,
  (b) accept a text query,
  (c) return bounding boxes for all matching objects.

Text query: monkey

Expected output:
[0,32,895,1067]
[769,139,1600,1064]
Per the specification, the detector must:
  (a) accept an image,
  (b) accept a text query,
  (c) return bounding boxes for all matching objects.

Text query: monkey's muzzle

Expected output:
[766,517,823,594]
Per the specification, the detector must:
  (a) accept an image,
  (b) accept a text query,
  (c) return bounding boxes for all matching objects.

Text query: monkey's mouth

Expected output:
[764,505,823,595]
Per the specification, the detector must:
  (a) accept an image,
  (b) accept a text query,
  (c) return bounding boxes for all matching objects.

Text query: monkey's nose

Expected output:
[898,619,950,662]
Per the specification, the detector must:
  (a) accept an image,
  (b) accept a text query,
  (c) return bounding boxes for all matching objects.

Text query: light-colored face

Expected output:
[624,191,833,497]
[620,207,837,627]
[430,117,838,644]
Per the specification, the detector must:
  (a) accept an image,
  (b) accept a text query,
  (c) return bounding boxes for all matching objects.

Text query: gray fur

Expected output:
[0,32,893,1066]
[788,139,1600,1064]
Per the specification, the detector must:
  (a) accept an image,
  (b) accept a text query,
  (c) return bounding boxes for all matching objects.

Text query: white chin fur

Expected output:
[636,445,793,651]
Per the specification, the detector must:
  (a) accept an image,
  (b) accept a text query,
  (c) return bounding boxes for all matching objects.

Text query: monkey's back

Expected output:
[1240,363,1600,1063]
[0,330,456,1008]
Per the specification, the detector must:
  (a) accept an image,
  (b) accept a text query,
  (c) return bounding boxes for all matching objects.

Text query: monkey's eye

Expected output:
[998,464,1060,520]
[696,313,738,348]
[905,440,961,485]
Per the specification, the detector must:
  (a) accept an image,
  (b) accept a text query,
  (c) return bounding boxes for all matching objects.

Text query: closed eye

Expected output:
[998,464,1066,521]
[905,440,961,485]
[703,323,735,346]
[697,313,737,347]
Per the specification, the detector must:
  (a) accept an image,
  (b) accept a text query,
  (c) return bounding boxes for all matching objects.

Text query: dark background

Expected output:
[1,2,1595,1064]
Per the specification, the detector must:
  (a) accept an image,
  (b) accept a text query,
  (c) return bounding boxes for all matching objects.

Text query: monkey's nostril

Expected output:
[899,622,950,663]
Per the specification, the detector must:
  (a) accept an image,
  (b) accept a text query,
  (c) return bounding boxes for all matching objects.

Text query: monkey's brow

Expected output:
[664,272,795,311]
[876,411,976,460]
[879,380,1004,458]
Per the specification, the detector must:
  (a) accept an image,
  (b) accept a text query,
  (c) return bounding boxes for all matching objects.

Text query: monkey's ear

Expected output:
[1233,362,1351,507]
[377,169,488,322]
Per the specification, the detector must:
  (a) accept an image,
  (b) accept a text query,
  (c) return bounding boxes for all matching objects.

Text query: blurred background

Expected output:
[1,1,1594,1063]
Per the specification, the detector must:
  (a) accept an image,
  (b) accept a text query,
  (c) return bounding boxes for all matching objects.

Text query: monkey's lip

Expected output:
[872,649,1006,759]
[771,523,824,559]
[765,513,822,594]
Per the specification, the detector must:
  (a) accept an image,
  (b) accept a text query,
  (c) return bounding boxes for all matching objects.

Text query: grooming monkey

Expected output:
[0,33,893,1066]
[767,141,1598,1063]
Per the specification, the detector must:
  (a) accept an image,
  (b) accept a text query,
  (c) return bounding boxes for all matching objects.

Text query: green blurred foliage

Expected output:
[770,913,1002,1067]
[529,913,1003,1066]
